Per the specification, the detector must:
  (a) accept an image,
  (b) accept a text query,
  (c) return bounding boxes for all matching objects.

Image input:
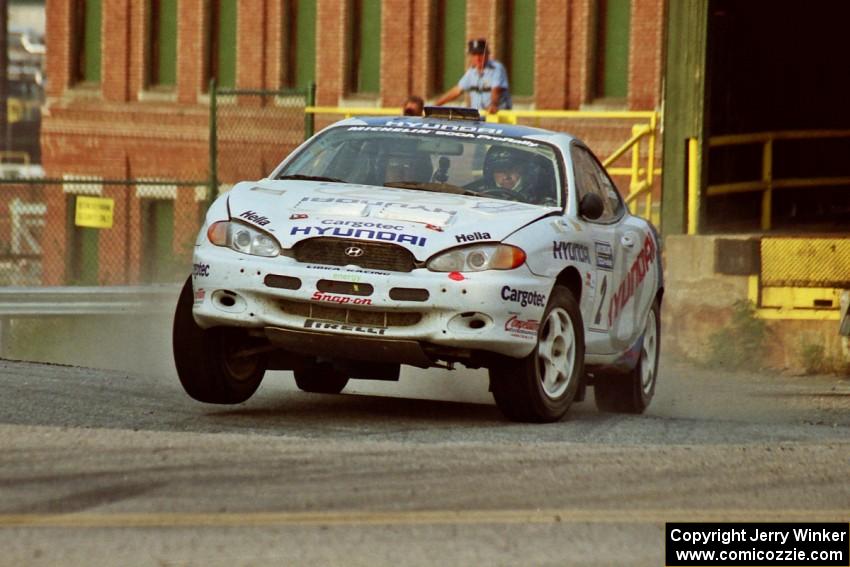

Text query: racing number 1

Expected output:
[591,275,608,330]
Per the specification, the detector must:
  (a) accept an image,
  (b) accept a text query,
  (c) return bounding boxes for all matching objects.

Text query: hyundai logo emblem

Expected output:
[344,246,364,258]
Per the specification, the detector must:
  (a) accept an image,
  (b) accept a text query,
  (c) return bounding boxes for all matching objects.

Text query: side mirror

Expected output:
[579,193,605,220]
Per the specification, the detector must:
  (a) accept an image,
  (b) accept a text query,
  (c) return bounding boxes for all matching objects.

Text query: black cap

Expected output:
[467,38,488,54]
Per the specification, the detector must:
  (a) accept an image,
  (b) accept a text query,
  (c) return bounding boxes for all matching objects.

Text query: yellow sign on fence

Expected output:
[75,196,114,229]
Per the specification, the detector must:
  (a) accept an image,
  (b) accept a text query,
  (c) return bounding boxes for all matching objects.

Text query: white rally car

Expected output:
[173,108,663,422]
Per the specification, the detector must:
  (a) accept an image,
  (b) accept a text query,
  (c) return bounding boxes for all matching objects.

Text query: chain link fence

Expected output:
[213,86,314,187]
[0,85,314,288]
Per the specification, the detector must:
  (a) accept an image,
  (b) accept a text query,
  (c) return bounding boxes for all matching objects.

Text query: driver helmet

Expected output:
[484,146,541,202]
[483,147,535,193]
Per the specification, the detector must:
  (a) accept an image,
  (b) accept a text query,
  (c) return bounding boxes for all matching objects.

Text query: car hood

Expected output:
[225,180,557,258]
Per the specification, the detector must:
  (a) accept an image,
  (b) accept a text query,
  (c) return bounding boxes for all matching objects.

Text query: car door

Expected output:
[572,144,657,352]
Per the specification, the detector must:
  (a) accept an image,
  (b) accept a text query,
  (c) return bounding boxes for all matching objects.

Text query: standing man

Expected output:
[434,38,512,115]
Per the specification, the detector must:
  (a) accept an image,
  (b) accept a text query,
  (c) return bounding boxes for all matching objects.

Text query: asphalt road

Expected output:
[0,356,848,566]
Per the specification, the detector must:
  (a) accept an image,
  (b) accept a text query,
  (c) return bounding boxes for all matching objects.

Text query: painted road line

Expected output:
[0,509,847,528]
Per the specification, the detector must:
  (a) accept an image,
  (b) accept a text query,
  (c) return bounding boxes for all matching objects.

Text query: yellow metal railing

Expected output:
[706,129,850,230]
[305,106,661,223]
[687,138,699,235]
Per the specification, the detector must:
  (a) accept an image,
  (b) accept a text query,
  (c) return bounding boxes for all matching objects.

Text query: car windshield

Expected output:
[276,121,563,207]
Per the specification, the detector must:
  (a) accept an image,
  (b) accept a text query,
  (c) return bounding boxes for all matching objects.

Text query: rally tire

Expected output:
[173,277,267,404]
[490,285,585,423]
[594,299,660,414]
[294,364,349,394]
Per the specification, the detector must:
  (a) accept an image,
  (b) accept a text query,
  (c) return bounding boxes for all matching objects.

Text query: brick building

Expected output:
[39,0,665,285]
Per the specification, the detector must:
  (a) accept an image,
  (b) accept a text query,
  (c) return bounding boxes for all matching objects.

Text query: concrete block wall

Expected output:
[663,235,850,372]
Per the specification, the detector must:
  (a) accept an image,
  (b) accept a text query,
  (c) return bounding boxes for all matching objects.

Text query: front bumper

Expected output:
[190,245,551,361]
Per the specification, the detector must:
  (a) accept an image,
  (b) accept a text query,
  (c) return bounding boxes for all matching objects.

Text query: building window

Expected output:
[72,0,102,84]
[432,0,466,95]
[282,0,316,89]
[593,0,630,100]
[501,0,535,97]
[148,0,178,88]
[207,0,237,89]
[347,0,381,95]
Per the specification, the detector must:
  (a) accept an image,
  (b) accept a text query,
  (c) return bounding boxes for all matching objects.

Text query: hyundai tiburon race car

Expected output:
[173,107,663,422]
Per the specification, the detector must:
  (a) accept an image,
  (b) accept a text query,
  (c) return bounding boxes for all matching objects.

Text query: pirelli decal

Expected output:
[304,319,387,335]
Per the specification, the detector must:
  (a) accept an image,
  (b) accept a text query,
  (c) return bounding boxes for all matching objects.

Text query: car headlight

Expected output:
[427,244,526,272]
[206,220,281,257]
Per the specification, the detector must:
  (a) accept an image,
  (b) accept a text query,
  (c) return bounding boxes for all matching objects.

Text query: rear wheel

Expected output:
[594,299,660,414]
[490,285,585,423]
[172,277,267,404]
[294,363,349,394]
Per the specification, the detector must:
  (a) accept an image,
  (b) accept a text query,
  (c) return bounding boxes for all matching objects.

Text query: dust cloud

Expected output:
[2,290,495,405]
[3,311,178,378]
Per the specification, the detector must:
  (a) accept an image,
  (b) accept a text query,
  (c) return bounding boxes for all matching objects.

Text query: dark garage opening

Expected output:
[704,0,850,233]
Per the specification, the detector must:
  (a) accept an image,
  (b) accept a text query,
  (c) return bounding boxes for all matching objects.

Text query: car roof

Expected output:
[333,115,578,144]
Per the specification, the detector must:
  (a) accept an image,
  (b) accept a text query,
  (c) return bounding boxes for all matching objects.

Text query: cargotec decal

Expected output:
[501,286,546,308]
[608,236,656,326]
[192,263,210,277]
[321,219,404,230]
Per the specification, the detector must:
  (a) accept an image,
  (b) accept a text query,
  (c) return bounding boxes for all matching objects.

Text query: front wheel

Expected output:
[172,277,267,404]
[594,299,660,414]
[489,285,585,423]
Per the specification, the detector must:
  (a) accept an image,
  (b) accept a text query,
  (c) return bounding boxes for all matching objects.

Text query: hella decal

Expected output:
[455,231,491,243]
[553,241,590,263]
[239,210,271,226]
[311,291,372,305]
[608,236,656,326]
[291,226,426,247]
[304,319,386,335]
[501,285,546,308]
